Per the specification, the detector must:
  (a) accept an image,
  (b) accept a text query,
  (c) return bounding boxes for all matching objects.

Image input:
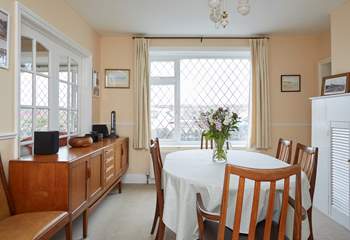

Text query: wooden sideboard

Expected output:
[8,137,129,238]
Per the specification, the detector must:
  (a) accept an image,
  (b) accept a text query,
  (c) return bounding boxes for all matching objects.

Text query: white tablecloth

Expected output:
[162,149,311,240]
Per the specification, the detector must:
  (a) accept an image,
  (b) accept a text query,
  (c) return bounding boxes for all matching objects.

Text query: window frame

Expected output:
[19,25,82,153]
[149,48,252,147]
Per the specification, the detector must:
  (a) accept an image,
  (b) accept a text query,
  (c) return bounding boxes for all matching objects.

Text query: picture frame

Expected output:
[105,69,130,88]
[321,73,350,96]
[0,9,9,69]
[92,70,100,97]
[281,75,301,92]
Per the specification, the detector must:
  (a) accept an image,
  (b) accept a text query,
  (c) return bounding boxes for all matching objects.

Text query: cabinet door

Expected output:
[88,151,103,200]
[70,159,88,214]
[121,138,129,173]
[330,121,350,230]
[114,142,122,178]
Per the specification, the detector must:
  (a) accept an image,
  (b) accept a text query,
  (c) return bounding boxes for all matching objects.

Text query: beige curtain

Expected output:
[133,38,151,149]
[249,39,271,149]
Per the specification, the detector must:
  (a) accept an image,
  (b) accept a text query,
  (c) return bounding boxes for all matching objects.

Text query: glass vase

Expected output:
[212,138,228,163]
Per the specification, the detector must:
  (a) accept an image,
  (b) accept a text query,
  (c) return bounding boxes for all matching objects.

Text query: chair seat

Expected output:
[0,211,69,240]
[202,220,285,240]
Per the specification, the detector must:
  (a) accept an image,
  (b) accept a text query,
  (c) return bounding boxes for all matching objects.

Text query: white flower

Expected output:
[209,114,215,124]
[223,115,230,125]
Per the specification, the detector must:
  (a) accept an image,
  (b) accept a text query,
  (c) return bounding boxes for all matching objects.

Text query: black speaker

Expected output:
[92,124,109,138]
[34,131,59,155]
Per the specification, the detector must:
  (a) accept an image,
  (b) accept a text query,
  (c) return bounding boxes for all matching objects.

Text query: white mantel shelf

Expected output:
[310,93,350,101]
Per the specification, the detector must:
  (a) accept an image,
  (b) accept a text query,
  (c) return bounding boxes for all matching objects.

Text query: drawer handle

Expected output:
[106,165,114,173]
[105,157,114,164]
[87,167,91,179]
[105,149,113,155]
[106,174,114,182]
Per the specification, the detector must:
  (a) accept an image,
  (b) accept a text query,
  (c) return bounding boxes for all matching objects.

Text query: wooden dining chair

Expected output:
[293,143,319,240]
[276,138,293,164]
[150,138,165,240]
[196,164,304,240]
[201,132,230,150]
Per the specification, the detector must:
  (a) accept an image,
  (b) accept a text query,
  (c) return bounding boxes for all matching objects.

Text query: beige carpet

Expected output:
[52,184,350,240]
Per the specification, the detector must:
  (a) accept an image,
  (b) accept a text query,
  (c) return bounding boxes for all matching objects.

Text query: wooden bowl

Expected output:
[69,136,93,148]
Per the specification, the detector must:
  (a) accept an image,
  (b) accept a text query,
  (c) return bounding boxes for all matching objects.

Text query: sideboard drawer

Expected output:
[104,146,116,186]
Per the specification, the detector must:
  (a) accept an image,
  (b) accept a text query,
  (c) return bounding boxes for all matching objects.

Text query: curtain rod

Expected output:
[132,36,269,40]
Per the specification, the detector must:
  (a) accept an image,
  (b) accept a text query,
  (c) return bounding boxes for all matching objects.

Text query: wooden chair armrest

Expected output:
[196,193,220,221]
[288,196,307,221]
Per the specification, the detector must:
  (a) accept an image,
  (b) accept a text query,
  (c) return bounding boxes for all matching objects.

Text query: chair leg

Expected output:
[151,202,159,234]
[83,210,88,239]
[307,208,313,240]
[65,221,72,240]
[155,219,165,240]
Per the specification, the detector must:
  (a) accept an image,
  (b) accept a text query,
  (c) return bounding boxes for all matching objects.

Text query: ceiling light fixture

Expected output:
[208,0,251,28]
[237,0,250,16]
[208,0,228,28]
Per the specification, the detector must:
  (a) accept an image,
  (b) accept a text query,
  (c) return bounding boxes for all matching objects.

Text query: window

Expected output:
[19,33,81,156]
[150,50,251,146]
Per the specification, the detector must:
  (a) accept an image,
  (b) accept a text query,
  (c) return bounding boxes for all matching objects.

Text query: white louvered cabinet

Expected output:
[312,94,350,230]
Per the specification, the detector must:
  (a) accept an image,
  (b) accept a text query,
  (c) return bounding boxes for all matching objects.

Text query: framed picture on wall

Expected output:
[0,9,9,69]
[321,73,350,96]
[281,75,301,92]
[92,70,100,97]
[105,69,130,88]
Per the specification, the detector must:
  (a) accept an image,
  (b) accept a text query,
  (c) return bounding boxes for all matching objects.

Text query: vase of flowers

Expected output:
[198,107,239,163]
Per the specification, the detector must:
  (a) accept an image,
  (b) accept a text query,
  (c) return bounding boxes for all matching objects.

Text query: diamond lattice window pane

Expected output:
[20,108,33,141]
[70,110,78,134]
[179,58,251,142]
[59,56,68,81]
[35,109,49,131]
[36,42,49,76]
[70,85,78,110]
[59,82,68,108]
[21,37,33,71]
[70,59,79,84]
[36,75,48,107]
[151,61,175,77]
[20,72,33,106]
[150,85,175,139]
[59,110,68,134]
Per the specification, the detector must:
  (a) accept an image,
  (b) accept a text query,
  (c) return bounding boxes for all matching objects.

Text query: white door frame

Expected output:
[15,2,93,157]
[318,57,332,95]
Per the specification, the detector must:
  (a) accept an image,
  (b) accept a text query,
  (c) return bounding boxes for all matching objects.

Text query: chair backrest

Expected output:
[218,164,302,240]
[201,132,214,149]
[200,132,230,150]
[276,138,293,164]
[293,143,318,201]
[0,155,13,221]
[150,138,163,203]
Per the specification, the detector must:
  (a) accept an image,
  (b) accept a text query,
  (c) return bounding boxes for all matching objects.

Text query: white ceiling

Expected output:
[66,0,346,36]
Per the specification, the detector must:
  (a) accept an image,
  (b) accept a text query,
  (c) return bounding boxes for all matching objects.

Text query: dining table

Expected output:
[162,149,311,240]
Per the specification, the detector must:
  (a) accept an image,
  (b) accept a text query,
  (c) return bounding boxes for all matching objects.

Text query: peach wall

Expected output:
[0,0,100,173]
[331,0,350,74]
[268,34,330,156]
[98,34,330,175]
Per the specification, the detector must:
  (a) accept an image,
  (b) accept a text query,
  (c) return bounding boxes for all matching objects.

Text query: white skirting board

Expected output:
[122,174,149,184]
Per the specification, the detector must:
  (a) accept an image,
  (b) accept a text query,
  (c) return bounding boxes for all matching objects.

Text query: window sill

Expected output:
[160,144,248,152]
